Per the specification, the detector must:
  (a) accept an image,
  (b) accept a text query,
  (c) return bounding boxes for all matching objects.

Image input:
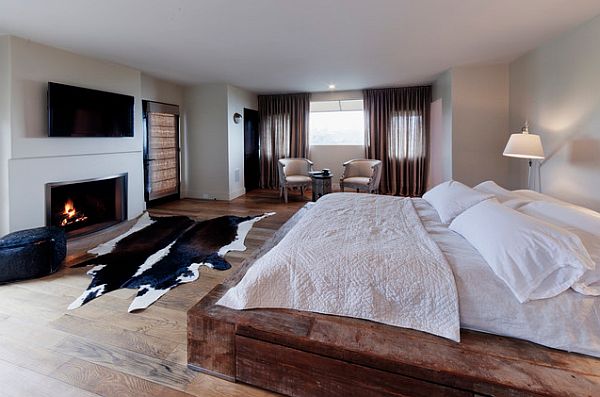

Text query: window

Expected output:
[390,111,425,160]
[309,100,364,145]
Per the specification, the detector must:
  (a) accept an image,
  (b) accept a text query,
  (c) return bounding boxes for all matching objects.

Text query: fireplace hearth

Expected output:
[46,174,127,238]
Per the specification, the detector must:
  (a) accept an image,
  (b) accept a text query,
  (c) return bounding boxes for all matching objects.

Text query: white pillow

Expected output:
[449,199,594,303]
[519,201,600,236]
[422,180,493,224]
[518,201,600,295]
[473,181,518,203]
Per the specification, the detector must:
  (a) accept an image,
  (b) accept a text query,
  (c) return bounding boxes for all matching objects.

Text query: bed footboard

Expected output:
[187,286,237,380]
[188,284,600,397]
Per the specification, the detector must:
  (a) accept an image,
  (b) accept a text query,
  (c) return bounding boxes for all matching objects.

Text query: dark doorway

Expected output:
[244,108,260,191]
[143,101,181,206]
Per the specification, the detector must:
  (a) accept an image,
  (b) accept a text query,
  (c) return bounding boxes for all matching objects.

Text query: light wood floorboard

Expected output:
[0,189,308,397]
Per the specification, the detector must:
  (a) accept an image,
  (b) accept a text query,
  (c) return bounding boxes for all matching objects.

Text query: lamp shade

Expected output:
[503,133,545,159]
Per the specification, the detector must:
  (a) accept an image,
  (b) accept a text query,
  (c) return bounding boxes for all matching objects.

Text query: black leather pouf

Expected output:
[0,226,67,283]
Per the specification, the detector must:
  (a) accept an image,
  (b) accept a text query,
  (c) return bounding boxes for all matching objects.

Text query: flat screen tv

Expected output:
[48,82,134,137]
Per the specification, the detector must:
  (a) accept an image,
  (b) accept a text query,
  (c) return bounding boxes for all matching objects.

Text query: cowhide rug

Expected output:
[69,212,274,312]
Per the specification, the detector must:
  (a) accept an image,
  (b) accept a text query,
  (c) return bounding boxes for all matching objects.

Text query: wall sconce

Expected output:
[233,112,243,124]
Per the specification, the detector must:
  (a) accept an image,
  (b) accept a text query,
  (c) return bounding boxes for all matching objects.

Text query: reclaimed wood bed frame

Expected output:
[187,208,600,397]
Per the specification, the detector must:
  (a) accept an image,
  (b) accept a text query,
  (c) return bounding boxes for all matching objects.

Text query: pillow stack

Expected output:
[449,198,593,303]
[422,180,493,224]
[518,201,600,296]
[424,180,599,303]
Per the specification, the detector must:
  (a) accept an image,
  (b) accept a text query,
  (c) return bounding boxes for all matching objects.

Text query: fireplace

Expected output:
[46,174,127,238]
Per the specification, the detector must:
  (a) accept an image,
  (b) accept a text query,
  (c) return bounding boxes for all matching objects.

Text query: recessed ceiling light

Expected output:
[328,84,336,89]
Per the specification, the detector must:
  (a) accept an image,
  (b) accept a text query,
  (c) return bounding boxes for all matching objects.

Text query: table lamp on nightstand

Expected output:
[503,121,545,191]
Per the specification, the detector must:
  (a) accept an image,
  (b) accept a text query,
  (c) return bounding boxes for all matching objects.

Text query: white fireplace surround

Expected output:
[0,36,186,235]
[8,153,144,233]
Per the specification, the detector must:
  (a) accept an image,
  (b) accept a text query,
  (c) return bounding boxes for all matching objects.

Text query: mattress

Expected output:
[413,198,600,357]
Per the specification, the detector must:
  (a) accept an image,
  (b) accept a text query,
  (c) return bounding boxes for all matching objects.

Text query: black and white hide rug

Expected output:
[69,212,274,312]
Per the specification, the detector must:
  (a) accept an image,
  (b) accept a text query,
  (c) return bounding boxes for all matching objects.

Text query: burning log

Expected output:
[59,199,88,227]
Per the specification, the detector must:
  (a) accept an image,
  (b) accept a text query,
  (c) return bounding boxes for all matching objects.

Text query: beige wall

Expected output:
[183,84,229,199]
[6,36,146,232]
[183,83,256,200]
[509,14,600,210]
[431,65,510,189]
[227,85,257,199]
[428,98,444,189]
[1,36,187,233]
[141,73,184,106]
[452,65,510,187]
[140,73,185,198]
[0,36,11,235]
[431,70,453,185]
[9,37,143,159]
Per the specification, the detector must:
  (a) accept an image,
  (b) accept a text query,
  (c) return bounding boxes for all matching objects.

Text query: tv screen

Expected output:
[48,82,134,137]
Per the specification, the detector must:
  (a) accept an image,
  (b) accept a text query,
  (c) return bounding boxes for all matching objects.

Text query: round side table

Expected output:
[311,173,332,201]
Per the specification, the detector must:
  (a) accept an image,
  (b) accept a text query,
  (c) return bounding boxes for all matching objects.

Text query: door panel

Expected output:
[244,108,260,191]
[144,102,180,204]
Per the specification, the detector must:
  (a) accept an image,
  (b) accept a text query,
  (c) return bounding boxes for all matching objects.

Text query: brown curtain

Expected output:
[364,86,431,196]
[258,93,310,189]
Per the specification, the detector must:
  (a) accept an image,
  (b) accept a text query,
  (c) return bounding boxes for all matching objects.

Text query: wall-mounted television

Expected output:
[48,82,134,137]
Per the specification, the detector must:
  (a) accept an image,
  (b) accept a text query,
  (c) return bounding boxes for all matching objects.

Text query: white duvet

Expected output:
[217,193,461,341]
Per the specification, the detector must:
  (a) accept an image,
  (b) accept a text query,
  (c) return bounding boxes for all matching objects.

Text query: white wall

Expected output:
[0,36,11,235]
[430,65,510,189]
[184,84,257,200]
[140,73,185,196]
[5,36,145,232]
[183,84,229,199]
[452,65,510,187]
[9,38,143,159]
[8,154,142,232]
[428,98,444,189]
[431,70,453,184]
[141,73,184,105]
[509,14,600,210]
[227,85,257,199]
[1,36,186,233]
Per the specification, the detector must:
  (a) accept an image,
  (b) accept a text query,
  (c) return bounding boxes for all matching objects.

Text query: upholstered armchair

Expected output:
[278,158,313,203]
[340,159,382,194]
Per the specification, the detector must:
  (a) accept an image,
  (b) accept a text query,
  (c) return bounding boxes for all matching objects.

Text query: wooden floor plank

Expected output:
[0,328,73,376]
[1,189,295,397]
[53,334,200,391]
[51,358,197,397]
[0,359,101,397]
[50,314,180,360]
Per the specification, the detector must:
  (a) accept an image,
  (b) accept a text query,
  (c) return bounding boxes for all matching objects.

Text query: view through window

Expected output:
[309,100,364,145]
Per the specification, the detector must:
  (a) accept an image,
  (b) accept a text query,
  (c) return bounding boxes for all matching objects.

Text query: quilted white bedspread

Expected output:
[217,193,460,341]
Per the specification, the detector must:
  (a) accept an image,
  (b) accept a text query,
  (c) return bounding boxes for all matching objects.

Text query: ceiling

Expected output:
[0,0,599,93]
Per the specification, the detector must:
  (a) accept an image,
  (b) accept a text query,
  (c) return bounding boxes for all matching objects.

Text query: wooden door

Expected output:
[244,108,260,191]
[143,101,180,204]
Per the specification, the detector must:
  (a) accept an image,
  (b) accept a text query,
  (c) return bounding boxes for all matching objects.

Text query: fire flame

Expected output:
[64,199,76,218]
[60,199,87,227]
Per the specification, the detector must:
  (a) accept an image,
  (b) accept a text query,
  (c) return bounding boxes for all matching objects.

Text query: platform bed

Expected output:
[187,207,600,397]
